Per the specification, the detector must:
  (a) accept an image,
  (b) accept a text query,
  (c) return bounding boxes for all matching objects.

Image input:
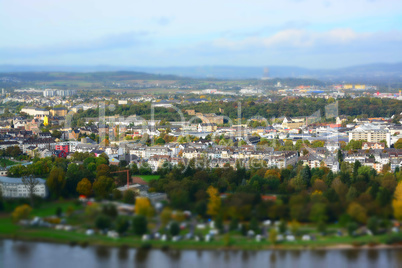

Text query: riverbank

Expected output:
[2,200,402,251]
[2,220,402,251]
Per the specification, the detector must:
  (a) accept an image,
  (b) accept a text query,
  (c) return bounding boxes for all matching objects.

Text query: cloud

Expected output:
[212,28,375,50]
[155,17,172,26]
[0,31,152,58]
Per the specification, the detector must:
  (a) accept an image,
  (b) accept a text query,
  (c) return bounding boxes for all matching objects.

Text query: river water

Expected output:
[1,239,402,268]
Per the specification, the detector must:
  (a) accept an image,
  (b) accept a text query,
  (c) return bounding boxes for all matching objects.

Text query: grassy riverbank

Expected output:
[2,200,402,250]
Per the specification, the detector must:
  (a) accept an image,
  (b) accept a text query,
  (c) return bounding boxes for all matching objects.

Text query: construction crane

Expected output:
[111,170,130,188]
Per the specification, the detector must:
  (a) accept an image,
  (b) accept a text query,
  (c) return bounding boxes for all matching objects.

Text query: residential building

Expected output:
[0,176,47,198]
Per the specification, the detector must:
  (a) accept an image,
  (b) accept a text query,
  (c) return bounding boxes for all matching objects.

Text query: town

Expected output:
[0,74,402,251]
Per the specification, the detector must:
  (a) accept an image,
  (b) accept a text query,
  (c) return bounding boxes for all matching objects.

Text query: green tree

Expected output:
[367,216,379,235]
[249,217,260,234]
[169,221,180,236]
[116,217,129,235]
[132,215,148,236]
[123,190,136,204]
[95,215,112,230]
[46,167,66,197]
[93,176,115,199]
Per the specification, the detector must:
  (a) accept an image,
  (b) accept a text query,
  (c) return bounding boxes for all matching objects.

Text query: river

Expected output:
[1,239,402,268]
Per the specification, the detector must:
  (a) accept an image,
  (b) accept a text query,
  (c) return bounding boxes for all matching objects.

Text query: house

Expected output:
[53,150,67,158]
[0,176,47,198]
[20,107,49,118]
[362,142,385,150]
[0,168,8,176]
[282,117,305,129]
[198,123,217,132]
[68,129,80,140]
[49,107,68,117]
[55,143,70,153]
[38,132,52,139]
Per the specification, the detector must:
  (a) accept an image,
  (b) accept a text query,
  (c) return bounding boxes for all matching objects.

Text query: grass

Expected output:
[2,199,402,250]
[0,158,17,167]
[137,175,160,182]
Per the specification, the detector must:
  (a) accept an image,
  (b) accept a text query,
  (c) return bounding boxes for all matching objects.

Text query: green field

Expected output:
[138,175,160,182]
[2,199,402,250]
[0,159,17,167]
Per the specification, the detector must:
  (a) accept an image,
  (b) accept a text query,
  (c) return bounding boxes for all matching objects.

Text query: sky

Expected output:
[1,0,402,69]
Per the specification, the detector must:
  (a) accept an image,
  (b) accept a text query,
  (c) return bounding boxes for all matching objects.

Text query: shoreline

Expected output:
[2,233,402,251]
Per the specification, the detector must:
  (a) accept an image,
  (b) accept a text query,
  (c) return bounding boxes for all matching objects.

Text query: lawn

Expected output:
[0,158,17,167]
[138,175,160,182]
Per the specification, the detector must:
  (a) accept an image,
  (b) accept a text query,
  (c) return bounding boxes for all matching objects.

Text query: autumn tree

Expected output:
[206,186,221,218]
[46,167,66,197]
[347,202,367,224]
[394,138,402,149]
[92,176,115,199]
[160,207,173,227]
[393,181,402,220]
[12,204,32,223]
[76,178,92,196]
[135,197,153,216]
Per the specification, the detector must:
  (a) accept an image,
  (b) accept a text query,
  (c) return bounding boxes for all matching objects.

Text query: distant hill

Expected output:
[0,62,401,83]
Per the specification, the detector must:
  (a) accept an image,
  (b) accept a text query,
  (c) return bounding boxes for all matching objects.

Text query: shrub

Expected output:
[132,215,147,236]
[95,215,112,230]
[169,221,180,236]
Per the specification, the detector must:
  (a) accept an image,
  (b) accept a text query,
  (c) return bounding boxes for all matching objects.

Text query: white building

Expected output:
[349,124,391,147]
[0,176,47,198]
[20,107,50,118]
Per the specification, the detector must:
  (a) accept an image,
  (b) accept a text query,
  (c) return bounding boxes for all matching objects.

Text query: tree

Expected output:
[169,221,180,236]
[112,189,122,200]
[96,164,110,178]
[102,204,118,219]
[92,176,115,199]
[206,186,221,218]
[249,217,260,234]
[76,178,92,196]
[123,190,136,204]
[132,215,147,235]
[337,150,343,164]
[160,207,172,227]
[269,228,277,244]
[347,202,367,224]
[95,215,111,230]
[393,181,402,220]
[353,161,361,180]
[347,222,358,236]
[46,167,66,197]
[367,216,379,235]
[309,203,328,223]
[300,165,311,186]
[116,217,129,235]
[12,204,32,223]
[395,138,402,149]
[229,218,239,231]
[21,174,40,207]
[135,197,152,216]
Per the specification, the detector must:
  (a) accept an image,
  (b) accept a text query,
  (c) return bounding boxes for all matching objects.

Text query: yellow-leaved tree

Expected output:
[12,204,32,223]
[135,197,153,217]
[206,186,221,218]
[393,181,402,220]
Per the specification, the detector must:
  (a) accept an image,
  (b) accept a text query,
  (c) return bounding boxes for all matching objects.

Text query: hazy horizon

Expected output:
[1,0,402,68]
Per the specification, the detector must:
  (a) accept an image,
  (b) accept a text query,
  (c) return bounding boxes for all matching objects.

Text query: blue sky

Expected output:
[1,0,402,68]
